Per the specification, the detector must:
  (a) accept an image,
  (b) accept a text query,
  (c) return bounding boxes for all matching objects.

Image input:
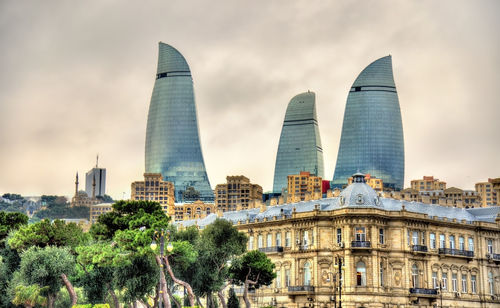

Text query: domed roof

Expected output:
[338,173,382,207]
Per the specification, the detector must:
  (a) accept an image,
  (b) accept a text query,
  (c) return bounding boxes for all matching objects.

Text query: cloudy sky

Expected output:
[1,0,499,199]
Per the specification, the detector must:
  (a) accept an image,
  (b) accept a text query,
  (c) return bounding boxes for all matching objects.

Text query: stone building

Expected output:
[287,172,322,202]
[71,172,99,207]
[180,173,500,308]
[348,173,383,191]
[411,176,446,191]
[215,176,263,212]
[131,173,175,217]
[476,179,500,207]
[174,200,215,221]
[388,186,480,208]
[89,203,113,224]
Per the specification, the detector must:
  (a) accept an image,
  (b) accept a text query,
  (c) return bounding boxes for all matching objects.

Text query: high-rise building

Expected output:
[287,171,322,202]
[145,42,213,202]
[131,173,175,216]
[85,157,106,198]
[272,91,324,194]
[333,55,404,190]
[475,179,499,207]
[215,175,263,212]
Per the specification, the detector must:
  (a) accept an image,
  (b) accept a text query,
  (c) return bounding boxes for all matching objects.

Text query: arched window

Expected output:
[412,264,419,288]
[304,262,311,286]
[356,262,366,286]
[489,272,494,295]
[206,207,211,214]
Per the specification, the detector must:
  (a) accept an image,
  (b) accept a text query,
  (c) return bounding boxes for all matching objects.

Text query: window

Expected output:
[412,264,419,288]
[303,231,309,248]
[459,236,465,251]
[440,234,446,248]
[304,262,311,286]
[430,233,436,249]
[471,275,477,294]
[355,227,366,242]
[258,235,263,248]
[412,231,419,245]
[442,273,448,290]
[337,228,342,244]
[452,273,457,292]
[275,270,281,288]
[449,235,455,249]
[432,271,438,289]
[276,233,282,247]
[356,262,366,286]
[487,239,493,254]
[462,274,467,293]
[379,229,384,244]
[285,269,291,287]
[285,232,291,247]
[489,272,494,295]
[468,237,474,252]
[267,234,272,247]
[249,236,254,250]
[380,262,384,286]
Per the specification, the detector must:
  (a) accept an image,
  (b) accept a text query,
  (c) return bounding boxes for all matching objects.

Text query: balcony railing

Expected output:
[412,245,428,252]
[288,285,315,293]
[351,241,371,248]
[259,246,284,253]
[492,254,500,261]
[438,248,474,258]
[409,288,438,296]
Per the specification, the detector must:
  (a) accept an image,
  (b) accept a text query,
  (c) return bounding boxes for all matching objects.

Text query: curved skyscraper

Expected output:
[332,55,404,190]
[272,91,324,194]
[145,42,213,202]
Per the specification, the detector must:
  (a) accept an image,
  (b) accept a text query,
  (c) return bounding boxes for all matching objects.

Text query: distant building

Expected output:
[411,176,446,191]
[476,179,499,207]
[131,173,175,217]
[287,171,322,202]
[174,200,215,222]
[89,203,113,224]
[272,91,324,194]
[388,186,480,208]
[348,173,384,191]
[71,172,99,207]
[215,176,263,212]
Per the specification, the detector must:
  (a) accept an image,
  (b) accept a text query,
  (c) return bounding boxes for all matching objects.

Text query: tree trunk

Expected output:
[243,280,251,308]
[218,283,229,308]
[196,296,204,308]
[163,256,195,307]
[47,294,55,308]
[156,255,171,308]
[167,285,182,308]
[106,283,120,308]
[60,273,77,306]
[139,299,152,308]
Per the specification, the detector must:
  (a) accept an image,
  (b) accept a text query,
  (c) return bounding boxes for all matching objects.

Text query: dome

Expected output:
[338,173,382,207]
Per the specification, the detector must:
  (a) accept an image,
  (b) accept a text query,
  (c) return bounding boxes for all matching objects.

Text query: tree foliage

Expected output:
[230,250,275,289]
[11,284,48,308]
[227,288,239,308]
[0,211,28,243]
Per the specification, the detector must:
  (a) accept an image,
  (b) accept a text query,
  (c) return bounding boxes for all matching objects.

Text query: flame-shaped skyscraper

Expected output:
[145,42,213,202]
[332,56,404,190]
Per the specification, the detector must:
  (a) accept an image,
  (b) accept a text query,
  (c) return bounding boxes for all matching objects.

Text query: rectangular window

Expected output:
[471,275,477,294]
[487,239,493,254]
[337,228,342,244]
[285,269,291,287]
[258,235,263,248]
[442,273,448,290]
[276,233,282,247]
[380,262,384,286]
[303,230,309,248]
[379,229,384,244]
[440,234,446,248]
[468,237,474,252]
[249,236,254,250]
[462,275,467,293]
[412,231,419,245]
[432,272,438,289]
[276,270,281,288]
[430,233,436,249]
[285,232,291,247]
[355,227,366,242]
[452,273,457,292]
[267,234,272,247]
[459,236,465,251]
[449,235,455,249]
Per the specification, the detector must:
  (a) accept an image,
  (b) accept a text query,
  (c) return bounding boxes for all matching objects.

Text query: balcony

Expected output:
[351,241,371,249]
[411,245,428,253]
[259,246,284,253]
[438,248,474,258]
[409,288,438,297]
[288,286,315,294]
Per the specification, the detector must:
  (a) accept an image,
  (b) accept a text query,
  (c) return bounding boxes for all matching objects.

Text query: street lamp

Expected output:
[333,256,345,308]
[151,229,173,308]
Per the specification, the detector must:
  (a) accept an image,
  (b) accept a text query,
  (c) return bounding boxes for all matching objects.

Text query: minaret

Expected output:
[75,172,79,195]
[92,175,96,199]
[96,154,99,168]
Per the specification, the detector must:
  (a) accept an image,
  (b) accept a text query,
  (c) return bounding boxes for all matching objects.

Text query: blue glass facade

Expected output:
[272,91,324,193]
[145,43,213,202]
[332,56,404,190]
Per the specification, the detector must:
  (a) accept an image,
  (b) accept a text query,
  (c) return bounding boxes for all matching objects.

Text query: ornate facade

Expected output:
[180,174,500,308]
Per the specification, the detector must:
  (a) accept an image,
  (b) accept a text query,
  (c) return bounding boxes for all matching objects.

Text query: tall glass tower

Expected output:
[272,91,324,194]
[145,42,213,202]
[332,56,404,190]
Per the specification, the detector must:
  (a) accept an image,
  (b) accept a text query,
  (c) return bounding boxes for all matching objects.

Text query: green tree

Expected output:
[16,246,76,308]
[11,284,48,308]
[8,219,89,252]
[113,254,158,305]
[227,288,239,308]
[0,211,28,244]
[229,251,276,308]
